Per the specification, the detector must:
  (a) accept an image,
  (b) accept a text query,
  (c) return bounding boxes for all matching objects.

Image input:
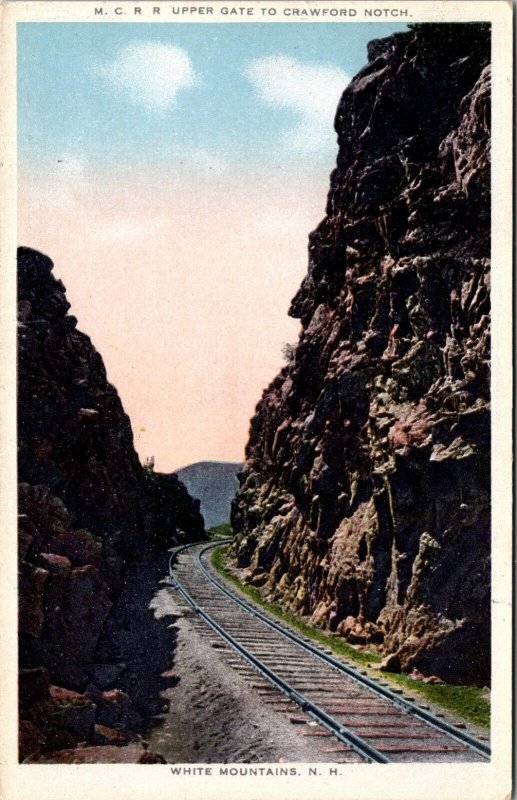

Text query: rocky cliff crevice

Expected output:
[18,246,205,761]
[231,24,491,685]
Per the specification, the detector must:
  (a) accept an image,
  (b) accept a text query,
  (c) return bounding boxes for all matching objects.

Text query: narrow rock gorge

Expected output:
[18,246,205,762]
[232,24,491,684]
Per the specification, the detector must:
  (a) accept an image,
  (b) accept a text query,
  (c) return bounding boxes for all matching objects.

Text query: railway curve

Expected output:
[168,540,490,764]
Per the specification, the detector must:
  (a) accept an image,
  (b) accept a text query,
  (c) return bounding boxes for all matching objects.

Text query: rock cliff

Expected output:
[232,24,491,684]
[18,246,205,554]
[18,246,205,760]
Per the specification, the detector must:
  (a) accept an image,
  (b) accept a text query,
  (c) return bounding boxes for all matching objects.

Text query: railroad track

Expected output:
[168,540,490,764]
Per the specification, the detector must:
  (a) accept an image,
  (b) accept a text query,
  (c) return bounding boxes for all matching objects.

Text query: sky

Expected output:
[18,20,407,472]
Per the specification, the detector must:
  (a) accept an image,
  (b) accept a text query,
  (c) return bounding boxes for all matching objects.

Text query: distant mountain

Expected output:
[175,461,242,530]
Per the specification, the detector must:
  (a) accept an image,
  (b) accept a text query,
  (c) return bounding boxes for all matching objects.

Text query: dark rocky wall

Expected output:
[232,24,491,684]
[18,246,205,556]
[17,246,205,760]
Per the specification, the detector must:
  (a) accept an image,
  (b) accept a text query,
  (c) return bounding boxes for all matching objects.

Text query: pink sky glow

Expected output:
[19,163,329,472]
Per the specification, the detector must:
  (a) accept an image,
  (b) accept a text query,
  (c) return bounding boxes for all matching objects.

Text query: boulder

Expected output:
[92,689,132,729]
[27,695,96,742]
[93,724,132,746]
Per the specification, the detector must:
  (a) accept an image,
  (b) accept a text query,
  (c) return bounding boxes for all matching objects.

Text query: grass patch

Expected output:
[211,545,490,729]
[382,673,490,728]
[206,523,233,540]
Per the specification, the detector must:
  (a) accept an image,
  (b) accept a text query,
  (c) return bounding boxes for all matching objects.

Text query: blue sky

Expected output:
[18,22,408,170]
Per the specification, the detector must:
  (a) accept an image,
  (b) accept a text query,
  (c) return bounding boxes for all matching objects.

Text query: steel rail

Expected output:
[168,543,389,763]
[169,540,490,761]
[195,541,491,760]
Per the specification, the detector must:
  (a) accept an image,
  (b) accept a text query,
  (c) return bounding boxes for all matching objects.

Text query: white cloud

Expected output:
[98,41,198,111]
[245,55,351,153]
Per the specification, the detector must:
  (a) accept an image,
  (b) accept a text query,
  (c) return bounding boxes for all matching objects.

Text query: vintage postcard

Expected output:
[0,1,513,799]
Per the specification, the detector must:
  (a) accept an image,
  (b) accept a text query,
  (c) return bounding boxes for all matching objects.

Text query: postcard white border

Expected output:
[0,2,513,799]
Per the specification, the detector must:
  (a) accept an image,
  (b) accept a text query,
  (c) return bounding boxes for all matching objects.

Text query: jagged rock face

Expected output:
[232,25,491,684]
[17,247,205,759]
[18,246,205,555]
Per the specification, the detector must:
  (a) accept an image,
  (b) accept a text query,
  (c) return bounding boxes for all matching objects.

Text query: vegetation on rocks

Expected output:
[207,523,233,540]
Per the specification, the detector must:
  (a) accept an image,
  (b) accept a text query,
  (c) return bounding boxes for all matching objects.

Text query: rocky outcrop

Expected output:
[18,247,205,760]
[232,24,491,684]
[18,247,205,555]
[19,666,165,763]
